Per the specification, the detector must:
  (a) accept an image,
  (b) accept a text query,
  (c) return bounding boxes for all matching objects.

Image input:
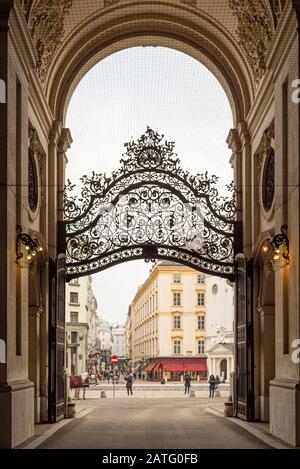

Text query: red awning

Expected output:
[184,362,207,372]
[162,363,185,372]
[145,358,207,373]
[144,363,157,372]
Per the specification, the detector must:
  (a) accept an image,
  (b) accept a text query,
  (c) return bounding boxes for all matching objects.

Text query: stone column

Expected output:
[227,123,252,257]
[257,305,275,422]
[0,1,34,449]
[28,305,44,423]
[57,128,73,223]
[48,121,61,259]
[227,129,242,222]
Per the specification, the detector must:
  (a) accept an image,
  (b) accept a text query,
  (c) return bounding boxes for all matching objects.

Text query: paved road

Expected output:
[38,398,269,449]
[74,384,229,399]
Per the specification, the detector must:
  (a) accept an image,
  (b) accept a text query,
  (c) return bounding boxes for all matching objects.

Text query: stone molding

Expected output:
[50,14,250,125]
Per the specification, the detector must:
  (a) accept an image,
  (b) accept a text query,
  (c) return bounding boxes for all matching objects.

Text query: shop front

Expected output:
[144,357,207,382]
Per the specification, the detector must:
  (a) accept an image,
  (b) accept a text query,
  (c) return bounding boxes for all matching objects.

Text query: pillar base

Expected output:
[259,395,270,422]
[0,380,34,448]
[270,378,300,446]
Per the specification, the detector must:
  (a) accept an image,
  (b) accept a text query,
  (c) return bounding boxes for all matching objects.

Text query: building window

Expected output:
[198,315,205,330]
[70,312,78,324]
[70,292,79,304]
[71,332,78,344]
[173,292,181,306]
[198,340,205,354]
[174,315,181,329]
[212,284,218,294]
[197,274,205,284]
[173,340,181,354]
[173,273,181,283]
[197,292,205,306]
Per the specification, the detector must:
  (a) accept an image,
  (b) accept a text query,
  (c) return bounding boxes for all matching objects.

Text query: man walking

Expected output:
[126,371,134,396]
[208,374,216,398]
[184,373,191,395]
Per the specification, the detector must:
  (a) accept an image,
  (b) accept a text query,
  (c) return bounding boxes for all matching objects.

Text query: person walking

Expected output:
[184,373,191,395]
[208,374,216,398]
[126,371,134,396]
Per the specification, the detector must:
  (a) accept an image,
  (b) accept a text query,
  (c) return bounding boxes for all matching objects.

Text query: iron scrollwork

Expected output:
[63,128,238,281]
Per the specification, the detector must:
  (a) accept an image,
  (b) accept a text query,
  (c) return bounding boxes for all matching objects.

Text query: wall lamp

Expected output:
[262,224,289,267]
[16,225,43,264]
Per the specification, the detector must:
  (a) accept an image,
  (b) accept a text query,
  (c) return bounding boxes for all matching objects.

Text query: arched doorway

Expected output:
[220,359,227,381]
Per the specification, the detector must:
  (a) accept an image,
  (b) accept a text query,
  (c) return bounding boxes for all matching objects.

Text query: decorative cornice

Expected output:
[229,0,274,83]
[28,0,72,84]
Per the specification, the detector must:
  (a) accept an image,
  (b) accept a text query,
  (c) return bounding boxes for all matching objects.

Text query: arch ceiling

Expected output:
[19,0,288,126]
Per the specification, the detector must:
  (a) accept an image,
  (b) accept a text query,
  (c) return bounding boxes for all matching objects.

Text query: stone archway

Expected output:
[1,0,299,449]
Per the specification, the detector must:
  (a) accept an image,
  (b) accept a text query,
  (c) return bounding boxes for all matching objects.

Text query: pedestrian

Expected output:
[184,373,191,394]
[208,374,216,398]
[215,374,220,391]
[126,371,134,396]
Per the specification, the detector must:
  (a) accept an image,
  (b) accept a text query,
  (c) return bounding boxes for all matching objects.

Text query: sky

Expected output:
[66,46,233,325]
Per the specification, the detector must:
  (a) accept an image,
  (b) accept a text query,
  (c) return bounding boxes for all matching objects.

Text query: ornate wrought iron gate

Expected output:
[48,254,66,422]
[62,128,238,282]
[52,128,255,422]
[235,254,254,420]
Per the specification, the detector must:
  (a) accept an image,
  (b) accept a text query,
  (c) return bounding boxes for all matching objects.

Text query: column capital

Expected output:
[237,120,250,146]
[226,128,241,153]
[49,120,63,147]
[58,128,73,153]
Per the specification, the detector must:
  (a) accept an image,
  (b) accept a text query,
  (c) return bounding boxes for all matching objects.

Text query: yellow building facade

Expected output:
[129,261,207,381]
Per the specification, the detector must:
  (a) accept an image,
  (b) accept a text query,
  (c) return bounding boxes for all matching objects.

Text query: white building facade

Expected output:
[205,276,235,382]
[111,324,126,358]
[65,276,98,375]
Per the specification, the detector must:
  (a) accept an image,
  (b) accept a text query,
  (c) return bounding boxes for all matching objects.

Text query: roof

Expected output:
[206,342,234,354]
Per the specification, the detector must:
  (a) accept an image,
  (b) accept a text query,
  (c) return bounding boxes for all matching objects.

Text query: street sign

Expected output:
[111,355,118,364]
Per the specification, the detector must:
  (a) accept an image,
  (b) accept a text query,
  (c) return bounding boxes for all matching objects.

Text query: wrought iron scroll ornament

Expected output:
[63,128,238,281]
[16,225,43,264]
[262,224,289,269]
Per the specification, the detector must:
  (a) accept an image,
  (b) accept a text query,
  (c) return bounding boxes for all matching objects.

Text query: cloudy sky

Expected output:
[66,46,233,324]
